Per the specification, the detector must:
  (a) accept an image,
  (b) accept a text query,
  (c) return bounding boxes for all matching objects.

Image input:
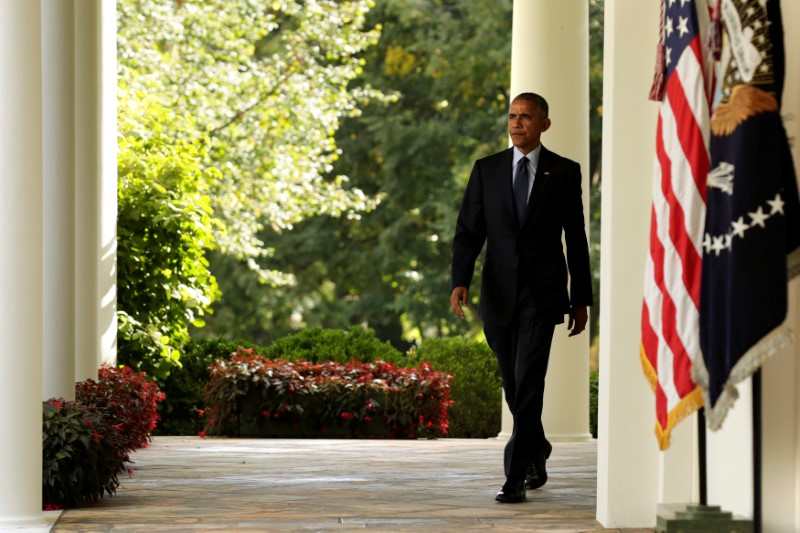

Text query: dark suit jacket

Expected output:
[451,146,593,326]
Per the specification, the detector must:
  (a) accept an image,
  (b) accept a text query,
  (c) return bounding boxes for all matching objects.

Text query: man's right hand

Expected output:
[450,286,469,319]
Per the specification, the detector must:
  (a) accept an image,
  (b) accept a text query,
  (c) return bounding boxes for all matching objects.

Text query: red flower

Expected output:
[197,409,205,417]
[340,412,352,420]
[289,385,296,392]
[261,410,270,417]
[90,431,102,441]
[85,419,93,427]
[198,431,207,438]
[363,416,372,423]
[366,402,374,410]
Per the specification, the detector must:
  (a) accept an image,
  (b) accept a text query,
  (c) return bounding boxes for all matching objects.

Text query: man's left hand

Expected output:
[567,306,588,337]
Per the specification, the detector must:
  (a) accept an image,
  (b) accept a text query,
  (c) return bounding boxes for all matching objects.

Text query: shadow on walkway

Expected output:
[53,437,651,532]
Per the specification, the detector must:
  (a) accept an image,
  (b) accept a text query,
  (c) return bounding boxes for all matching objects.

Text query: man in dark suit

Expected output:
[450,92,592,503]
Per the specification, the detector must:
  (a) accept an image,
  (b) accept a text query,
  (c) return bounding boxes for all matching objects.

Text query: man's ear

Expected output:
[542,118,552,132]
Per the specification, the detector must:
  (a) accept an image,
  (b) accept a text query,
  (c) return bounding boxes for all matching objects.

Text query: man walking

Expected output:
[450,92,592,503]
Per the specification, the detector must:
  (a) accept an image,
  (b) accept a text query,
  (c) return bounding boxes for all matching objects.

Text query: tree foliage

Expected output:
[117,97,219,377]
[116,0,385,370]
[199,0,514,346]
[118,0,385,282]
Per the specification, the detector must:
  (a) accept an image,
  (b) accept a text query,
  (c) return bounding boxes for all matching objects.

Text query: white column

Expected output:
[74,0,118,381]
[705,383,754,517]
[761,2,800,530]
[507,0,592,441]
[0,1,48,528]
[98,0,118,369]
[42,0,77,401]
[596,0,666,526]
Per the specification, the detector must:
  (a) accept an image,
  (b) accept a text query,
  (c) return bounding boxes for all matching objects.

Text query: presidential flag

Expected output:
[695,0,800,430]
[641,0,715,450]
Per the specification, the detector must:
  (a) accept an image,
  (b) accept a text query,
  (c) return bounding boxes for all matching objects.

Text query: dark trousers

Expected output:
[483,285,555,481]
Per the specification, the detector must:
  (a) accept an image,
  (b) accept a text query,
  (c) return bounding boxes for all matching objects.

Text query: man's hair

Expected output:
[511,92,549,118]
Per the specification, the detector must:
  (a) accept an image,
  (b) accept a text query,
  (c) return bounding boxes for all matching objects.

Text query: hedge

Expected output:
[409,337,502,438]
[202,348,452,439]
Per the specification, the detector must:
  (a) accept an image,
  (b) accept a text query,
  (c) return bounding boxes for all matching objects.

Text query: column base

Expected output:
[656,503,752,533]
[0,510,60,532]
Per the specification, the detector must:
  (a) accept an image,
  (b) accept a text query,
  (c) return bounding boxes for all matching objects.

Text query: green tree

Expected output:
[198,0,606,351]
[116,0,384,366]
[199,0,514,346]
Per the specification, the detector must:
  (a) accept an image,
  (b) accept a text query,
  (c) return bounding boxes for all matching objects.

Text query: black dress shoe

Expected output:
[525,441,553,490]
[495,479,526,503]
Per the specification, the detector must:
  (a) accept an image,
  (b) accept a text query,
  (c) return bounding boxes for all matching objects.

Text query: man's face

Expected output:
[508,99,551,154]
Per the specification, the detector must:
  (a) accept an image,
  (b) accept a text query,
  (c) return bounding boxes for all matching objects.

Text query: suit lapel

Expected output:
[496,148,516,222]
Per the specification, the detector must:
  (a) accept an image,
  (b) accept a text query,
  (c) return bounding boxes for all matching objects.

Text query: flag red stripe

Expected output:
[648,200,695,400]
[656,80,709,308]
[655,117,701,399]
[668,38,711,200]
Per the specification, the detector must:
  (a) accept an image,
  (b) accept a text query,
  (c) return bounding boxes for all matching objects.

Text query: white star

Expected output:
[666,46,673,66]
[748,206,769,228]
[731,216,749,238]
[703,233,713,254]
[711,235,726,256]
[768,194,785,215]
[680,0,690,7]
[668,0,676,7]
[666,17,674,38]
[724,233,733,250]
[677,16,689,38]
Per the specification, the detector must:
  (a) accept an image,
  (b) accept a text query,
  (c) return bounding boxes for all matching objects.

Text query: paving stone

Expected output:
[52,437,653,532]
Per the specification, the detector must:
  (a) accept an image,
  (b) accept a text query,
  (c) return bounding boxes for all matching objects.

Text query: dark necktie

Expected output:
[514,156,529,225]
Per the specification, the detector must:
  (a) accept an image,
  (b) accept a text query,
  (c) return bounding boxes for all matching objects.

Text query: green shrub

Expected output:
[44,367,164,508]
[202,348,453,439]
[590,369,598,439]
[261,325,405,365]
[154,337,259,435]
[408,337,501,438]
[116,97,220,380]
[42,399,129,509]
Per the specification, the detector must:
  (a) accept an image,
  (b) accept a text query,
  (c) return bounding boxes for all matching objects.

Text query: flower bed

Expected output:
[76,364,165,451]
[202,348,453,439]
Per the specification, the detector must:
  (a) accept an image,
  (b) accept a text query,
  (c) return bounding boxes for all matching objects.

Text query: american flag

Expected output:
[641,0,714,450]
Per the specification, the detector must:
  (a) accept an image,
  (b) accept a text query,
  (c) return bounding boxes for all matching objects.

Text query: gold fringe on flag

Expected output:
[640,343,705,451]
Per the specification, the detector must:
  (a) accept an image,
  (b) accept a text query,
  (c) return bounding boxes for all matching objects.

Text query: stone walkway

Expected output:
[52,437,652,532]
